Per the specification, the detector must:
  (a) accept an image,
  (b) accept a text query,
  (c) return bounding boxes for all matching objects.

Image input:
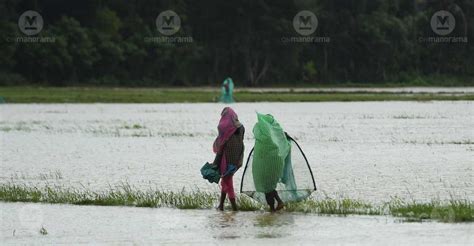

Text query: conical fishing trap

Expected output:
[240,113,317,204]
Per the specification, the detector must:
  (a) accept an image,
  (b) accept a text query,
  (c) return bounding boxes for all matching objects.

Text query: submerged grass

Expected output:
[285,198,379,216]
[389,199,473,222]
[0,183,217,209]
[0,183,472,223]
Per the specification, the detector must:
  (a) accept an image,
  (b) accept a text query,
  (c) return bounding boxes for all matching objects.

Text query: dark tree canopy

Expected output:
[0,0,473,86]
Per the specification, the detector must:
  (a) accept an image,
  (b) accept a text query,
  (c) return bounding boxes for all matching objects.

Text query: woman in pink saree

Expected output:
[212,107,245,211]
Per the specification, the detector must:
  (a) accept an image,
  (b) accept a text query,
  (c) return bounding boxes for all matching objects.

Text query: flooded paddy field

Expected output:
[1,202,473,245]
[1,101,473,244]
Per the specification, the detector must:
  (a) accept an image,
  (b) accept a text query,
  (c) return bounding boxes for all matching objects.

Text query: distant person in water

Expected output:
[212,107,245,211]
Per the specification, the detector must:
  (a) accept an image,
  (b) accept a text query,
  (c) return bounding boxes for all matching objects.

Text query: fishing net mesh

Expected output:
[240,113,316,204]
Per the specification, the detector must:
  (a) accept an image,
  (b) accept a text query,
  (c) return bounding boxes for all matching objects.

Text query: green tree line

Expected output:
[0,0,473,86]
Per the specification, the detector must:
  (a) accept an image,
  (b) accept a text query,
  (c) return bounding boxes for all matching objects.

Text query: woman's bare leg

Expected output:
[218,192,226,211]
[265,192,276,212]
[229,198,238,211]
[273,190,285,210]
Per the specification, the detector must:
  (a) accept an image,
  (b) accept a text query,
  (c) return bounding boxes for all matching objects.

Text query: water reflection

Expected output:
[254,212,294,238]
[254,212,295,227]
[208,211,241,240]
[214,211,238,228]
[206,209,300,240]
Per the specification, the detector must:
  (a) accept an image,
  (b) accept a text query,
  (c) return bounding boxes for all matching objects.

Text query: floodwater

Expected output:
[1,102,473,244]
[1,202,473,245]
[1,102,472,201]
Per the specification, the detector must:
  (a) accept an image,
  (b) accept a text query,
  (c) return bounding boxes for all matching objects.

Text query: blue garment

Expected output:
[200,162,220,184]
[219,78,235,103]
[222,164,237,177]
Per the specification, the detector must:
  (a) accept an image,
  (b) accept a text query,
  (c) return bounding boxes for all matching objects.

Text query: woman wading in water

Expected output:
[252,113,289,212]
[212,107,245,211]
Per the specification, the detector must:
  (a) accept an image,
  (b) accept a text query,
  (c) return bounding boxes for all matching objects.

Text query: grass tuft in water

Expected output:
[237,195,264,211]
[0,183,472,223]
[285,198,379,215]
[0,183,217,209]
[389,198,473,222]
[39,226,48,235]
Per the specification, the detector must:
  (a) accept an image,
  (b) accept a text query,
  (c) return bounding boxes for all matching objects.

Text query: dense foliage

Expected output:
[0,0,473,86]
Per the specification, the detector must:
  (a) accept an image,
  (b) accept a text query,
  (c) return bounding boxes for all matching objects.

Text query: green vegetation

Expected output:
[389,199,473,222]
[1,1,473,86]
[0,87,472,103]
[39,226,48,235]
[0,183,472,223]
[122,124,145,129]
[285,198,379,216]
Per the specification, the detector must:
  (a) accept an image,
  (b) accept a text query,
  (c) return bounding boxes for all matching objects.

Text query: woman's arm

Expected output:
[212,150,223,167]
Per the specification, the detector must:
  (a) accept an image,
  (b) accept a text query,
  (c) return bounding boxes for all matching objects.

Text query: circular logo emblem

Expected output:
[430,10,455,36]
[293,10,318,36]
[18,10,43,36]
[156,10,181,36]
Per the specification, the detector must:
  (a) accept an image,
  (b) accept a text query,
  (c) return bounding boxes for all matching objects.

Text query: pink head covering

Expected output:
[213,107,242,153]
